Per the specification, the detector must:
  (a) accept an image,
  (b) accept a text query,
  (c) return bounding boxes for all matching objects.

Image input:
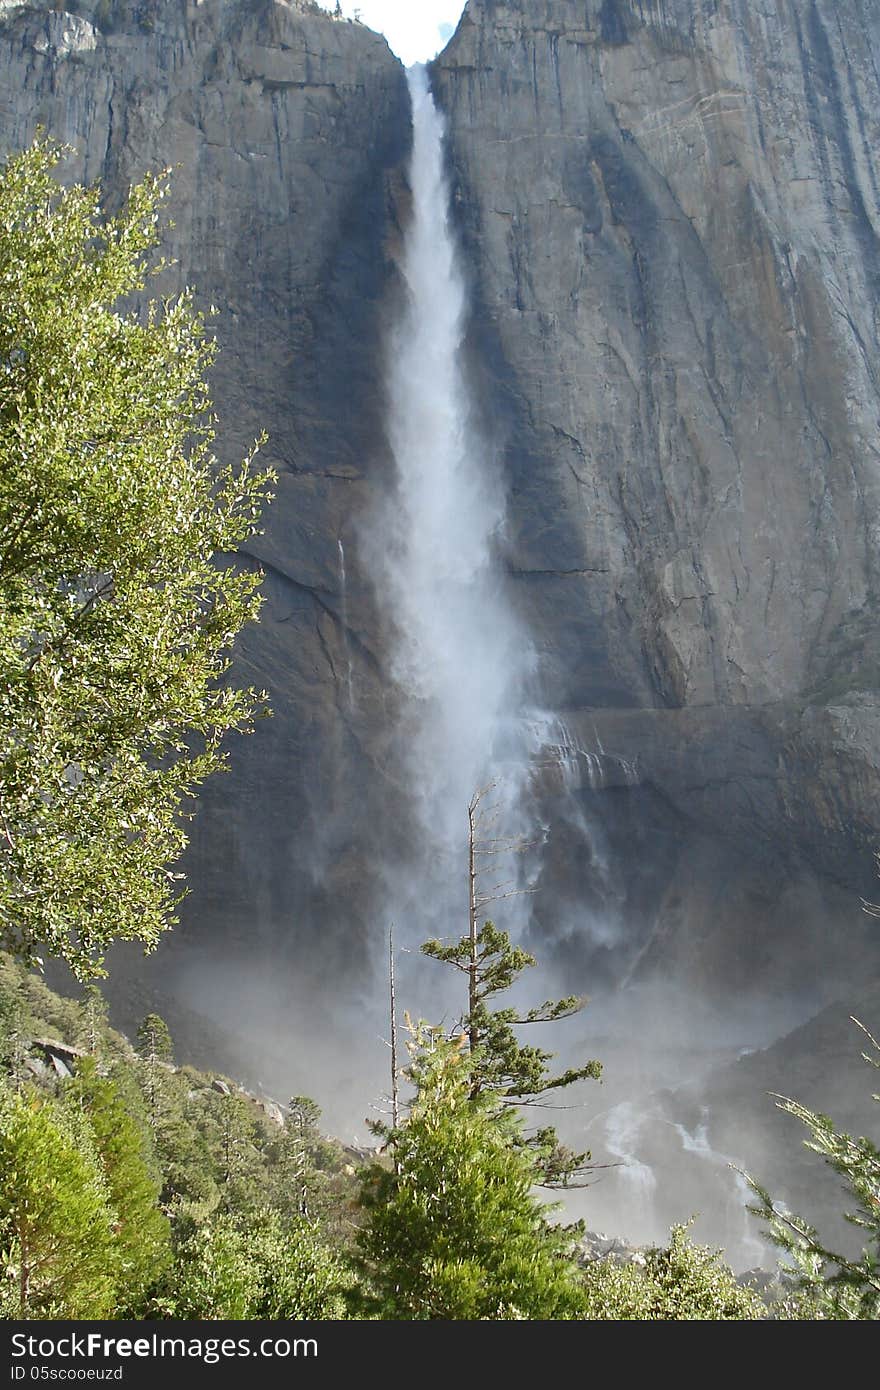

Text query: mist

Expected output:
[67,54,878,1280]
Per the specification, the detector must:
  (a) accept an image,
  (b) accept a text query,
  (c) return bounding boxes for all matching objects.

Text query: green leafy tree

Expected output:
[580,1224,765,1320]
[166,1210,347,1320]
[0,1082,117,1318]
[65,1057,171,1313]
[0,137,273,980]
[354,1026,587,1320]
[163,1213,254,1320]
[746,1018,880,1320]
[249,1211,348,1319]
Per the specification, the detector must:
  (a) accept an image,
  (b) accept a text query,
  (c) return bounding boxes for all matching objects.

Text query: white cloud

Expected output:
[315,1,466,66]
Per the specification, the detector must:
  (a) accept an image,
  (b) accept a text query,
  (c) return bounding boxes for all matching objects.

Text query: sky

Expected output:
[315,1,467,66]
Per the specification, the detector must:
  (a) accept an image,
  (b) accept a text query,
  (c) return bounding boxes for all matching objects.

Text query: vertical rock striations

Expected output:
[1,0,879,1009]
[433,0,880,992]
[0,0,410,981]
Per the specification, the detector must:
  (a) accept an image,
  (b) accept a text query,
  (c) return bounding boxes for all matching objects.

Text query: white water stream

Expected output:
[363,66,536,931]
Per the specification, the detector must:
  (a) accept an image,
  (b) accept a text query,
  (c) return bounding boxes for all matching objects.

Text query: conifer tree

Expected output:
[422,919,601,1185]
[0,1083,117,1318]
[746,1018,880,1319]
[79,984,109,1057]
[65,1057,171,1313]
[207,1091,265,1215]
[354,1027,587,1320]
[136,1012,173,1125]
[421,788,602,1185]
[270,1096,325,1220]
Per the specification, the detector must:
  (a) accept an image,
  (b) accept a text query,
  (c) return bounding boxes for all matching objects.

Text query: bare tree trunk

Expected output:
[389,924,399,1129]
[18,1220,29,1318]
[468,793,479,1055]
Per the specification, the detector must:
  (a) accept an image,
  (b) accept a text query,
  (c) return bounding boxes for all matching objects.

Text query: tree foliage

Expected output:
[65,1057,171,1313]
[747,1018,880,1320]
[0,1082,118,1318]
[422,919,601,1185]
[579,1224,765,1320]
[354,1026,587,1320]
[0,137,273,979]
[163,1210,348,1320]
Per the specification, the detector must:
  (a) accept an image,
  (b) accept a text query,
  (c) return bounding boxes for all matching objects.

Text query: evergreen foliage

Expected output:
[0,137,274,980]
[64,1057,171,1314]
[422,920,601,1184]
[746,1019,880,1320]
[0,952,356,1319]
[354,1026,588,1319]
[78,985,109,1058]
[266,1095,338,1222]
[0,1082,118,1318]
[201,1090,266,1215]
[135,1012,174,1127]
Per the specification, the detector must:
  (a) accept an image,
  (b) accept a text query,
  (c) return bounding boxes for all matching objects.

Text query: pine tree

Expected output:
[79,984,109,1057]
[0,1083,117,1318]
[420,787,601,1186]
[422,919,601,1185]
[746,1018,880,1319]
[354,1027,587,1320]
[65,1057,171,1313]
[269,1096,326,1220]
[207,1091,265,1215]
[132,1016,224,1223]
[136,1012,174,1125]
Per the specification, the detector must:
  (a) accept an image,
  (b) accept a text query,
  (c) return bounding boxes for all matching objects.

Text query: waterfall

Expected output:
[337,538,355,711]
[673,1114,766,1266]
[604,1102,659,1214]
[363,65,536,942]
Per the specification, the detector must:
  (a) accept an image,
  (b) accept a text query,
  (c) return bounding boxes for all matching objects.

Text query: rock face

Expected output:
[1,0,879,1023]
[0,0,411,987]
[433,0,880,996]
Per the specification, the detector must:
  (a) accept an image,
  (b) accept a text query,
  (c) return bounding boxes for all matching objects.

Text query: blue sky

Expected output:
[316,1,466,66]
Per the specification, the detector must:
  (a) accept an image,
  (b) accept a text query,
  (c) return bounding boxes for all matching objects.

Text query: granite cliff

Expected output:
[433,0,880,1000]
[1,0,878,1075]
[1,0,412,996]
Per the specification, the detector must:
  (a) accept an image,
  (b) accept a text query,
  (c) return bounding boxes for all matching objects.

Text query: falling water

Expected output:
[674,1114,766,1266]
[364,65,535,938]
[337,538,355,711]
[604,1102,660,1221]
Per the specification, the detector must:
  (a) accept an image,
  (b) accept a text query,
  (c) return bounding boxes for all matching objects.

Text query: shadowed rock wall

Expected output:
[433,0,880,996]
[2,0,879,1014]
